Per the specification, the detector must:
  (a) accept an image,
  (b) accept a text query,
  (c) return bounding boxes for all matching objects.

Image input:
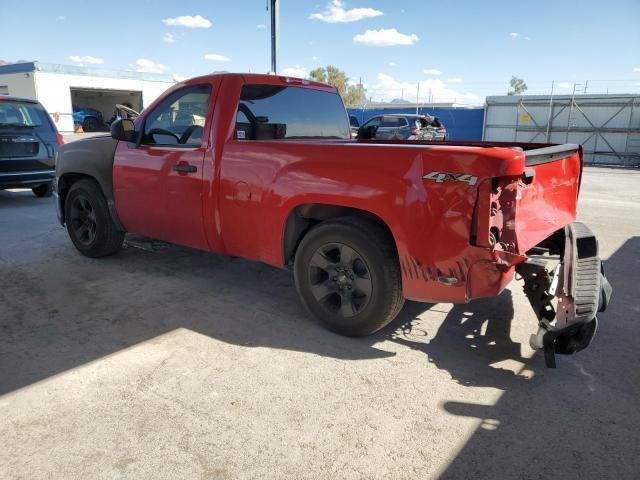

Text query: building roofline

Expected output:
[0,61,175,83]
[0,62,36,75]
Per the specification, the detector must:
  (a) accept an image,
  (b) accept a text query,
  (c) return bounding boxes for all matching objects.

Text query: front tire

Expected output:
[294,217,404,336]
[64,179,124,257]
[82,116,100,132]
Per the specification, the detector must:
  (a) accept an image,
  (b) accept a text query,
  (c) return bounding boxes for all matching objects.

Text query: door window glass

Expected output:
[380,116,407,128]
[361,116,381,129]
[143,84,211,146]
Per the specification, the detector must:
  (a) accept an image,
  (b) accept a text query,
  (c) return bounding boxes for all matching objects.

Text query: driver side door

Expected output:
[113,83,213,250]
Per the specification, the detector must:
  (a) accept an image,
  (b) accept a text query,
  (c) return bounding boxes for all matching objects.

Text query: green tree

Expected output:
[310,65,367,106]
[507,75,528,95]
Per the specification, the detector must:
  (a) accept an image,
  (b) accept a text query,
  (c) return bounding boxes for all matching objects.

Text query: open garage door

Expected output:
[70,88,142,132]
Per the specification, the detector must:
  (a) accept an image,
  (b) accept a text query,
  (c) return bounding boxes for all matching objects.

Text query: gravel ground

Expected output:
[0,167,638,479]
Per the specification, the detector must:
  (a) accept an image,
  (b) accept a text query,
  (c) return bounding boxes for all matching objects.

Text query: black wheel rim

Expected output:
[308,242,373,318]
[69,194,97,246]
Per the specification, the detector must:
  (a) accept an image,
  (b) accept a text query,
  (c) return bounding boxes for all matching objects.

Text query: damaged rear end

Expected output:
[474,143,612,367]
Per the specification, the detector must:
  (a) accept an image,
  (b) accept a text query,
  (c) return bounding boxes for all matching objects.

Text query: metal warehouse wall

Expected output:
[347,107,485,141]
[484,94,640,167]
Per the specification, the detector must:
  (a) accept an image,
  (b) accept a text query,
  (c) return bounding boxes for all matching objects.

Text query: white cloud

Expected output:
[633,67,640,72]
[256,24,266,29]
[368,73,479,104]
[311,56,321,61]
[57,15,66,21]
[69,55,104,66]
[524,36,531,40]
[353,28,418,46]
[162,33,177,43]
[510,32,520,38]
[423,68,441,75]
[310,0,383,23]
[281,65,308,78]
[447,77,464,83]
[172,74,189,82]
[204,53,231,62]
[135,58,167,73]
[389,62,397,67]
[162,15,211,28]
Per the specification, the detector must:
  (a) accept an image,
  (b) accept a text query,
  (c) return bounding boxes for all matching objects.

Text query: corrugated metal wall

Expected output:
[347,107,485,141]
[483,95,640,167]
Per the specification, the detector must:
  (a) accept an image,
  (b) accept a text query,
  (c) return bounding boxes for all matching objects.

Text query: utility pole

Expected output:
[545,80,555,142]
[416,81,420,114]
[270,0,278,73]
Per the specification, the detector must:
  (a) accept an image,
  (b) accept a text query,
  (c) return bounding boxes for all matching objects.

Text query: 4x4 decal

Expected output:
[423,171,478,186]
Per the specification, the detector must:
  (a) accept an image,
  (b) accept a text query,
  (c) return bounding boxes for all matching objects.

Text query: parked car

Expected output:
[358,113,447,140]
[0,95,63,197]
[54,73,611,367]
[348,115,360,138]
[72,106,104,132]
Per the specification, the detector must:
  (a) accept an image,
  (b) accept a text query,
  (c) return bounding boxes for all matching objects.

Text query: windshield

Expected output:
[0,101,47,128]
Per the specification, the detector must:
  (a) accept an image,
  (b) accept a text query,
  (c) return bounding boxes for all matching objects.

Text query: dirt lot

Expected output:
[1,167,638,479]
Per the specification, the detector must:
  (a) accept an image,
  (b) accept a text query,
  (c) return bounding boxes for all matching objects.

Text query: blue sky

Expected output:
[2,0,639,103]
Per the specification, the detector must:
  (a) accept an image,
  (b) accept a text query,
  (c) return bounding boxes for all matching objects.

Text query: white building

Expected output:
[0,61,176,132]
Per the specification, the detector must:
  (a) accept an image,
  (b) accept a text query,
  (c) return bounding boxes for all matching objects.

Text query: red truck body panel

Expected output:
[112,73,582,304]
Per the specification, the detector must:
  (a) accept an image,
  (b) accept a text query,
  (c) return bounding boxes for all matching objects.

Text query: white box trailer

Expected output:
[0,62,176,132]
[483,94,640,167]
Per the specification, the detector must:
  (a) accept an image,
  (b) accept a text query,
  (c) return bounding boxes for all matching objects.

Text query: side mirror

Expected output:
[356,125,377,140]
[110,119,137,142]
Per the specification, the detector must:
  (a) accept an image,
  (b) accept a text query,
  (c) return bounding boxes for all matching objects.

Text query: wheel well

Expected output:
[57,173,99,221]
[282,204,397,266]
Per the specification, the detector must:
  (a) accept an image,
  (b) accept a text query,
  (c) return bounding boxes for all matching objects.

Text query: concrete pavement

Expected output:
[0,168,638,479]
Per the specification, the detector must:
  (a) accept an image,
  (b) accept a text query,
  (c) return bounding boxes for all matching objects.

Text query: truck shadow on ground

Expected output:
[435,236,640,479]
[2,231,529,396]
[389,291,528,389]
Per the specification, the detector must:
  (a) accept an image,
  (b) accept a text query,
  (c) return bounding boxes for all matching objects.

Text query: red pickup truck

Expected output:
[54,73,611,367]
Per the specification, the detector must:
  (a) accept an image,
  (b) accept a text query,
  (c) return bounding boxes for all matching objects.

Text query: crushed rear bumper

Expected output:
[517,222,612,367]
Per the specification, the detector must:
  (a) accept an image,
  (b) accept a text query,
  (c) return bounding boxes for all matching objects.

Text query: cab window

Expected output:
[142,84,211,146]
[235,84,349,140]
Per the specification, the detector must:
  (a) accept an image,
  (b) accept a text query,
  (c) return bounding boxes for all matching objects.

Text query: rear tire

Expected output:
[294,217,404,336]
[64,179,124,257]
[32,183,52,198]
[82,116,100,132]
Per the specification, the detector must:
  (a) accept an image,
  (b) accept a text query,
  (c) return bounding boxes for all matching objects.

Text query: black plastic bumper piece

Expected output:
[541,222,612,367]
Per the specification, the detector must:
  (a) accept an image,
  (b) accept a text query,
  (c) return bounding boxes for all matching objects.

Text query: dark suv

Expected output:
[359,114,447,141]
[0,95,63,197]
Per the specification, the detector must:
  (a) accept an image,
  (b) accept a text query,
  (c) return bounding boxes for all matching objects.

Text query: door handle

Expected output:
[173,164,197,173]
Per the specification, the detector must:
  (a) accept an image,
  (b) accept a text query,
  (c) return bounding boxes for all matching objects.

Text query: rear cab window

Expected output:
[235,85,350,140]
